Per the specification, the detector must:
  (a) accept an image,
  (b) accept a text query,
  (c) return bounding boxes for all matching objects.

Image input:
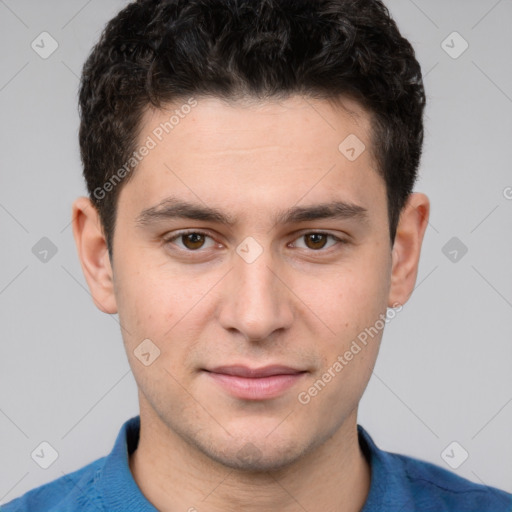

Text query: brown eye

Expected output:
[293,232,341,251]
[181,232,206,250]
[304,233,329,250]
[164,231,216,251]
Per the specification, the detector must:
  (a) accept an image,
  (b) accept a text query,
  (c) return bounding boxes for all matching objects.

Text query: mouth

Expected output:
[203,365,308,400]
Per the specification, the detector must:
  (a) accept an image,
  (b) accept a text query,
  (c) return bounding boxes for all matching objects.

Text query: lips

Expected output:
[207,365,305,378]
[203,365,307,400]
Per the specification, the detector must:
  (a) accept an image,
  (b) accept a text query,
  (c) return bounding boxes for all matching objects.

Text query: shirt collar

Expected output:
[358,424,415,511]
[96,415,407,511]
[95,415,158,511]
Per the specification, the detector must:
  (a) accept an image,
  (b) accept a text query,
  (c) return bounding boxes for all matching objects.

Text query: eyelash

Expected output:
[162,229,347,254]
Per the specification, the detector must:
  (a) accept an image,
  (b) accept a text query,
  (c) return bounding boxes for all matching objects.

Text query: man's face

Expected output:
[111,95,394,470]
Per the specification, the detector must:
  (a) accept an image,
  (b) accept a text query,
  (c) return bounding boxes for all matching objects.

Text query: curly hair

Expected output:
[78,0,426,257]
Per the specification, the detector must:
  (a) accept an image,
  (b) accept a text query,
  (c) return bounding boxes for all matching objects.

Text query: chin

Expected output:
[194,433,312,473]
[211,447,304,473]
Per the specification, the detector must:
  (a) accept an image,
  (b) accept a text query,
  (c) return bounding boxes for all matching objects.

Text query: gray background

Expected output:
[1,0,511,504]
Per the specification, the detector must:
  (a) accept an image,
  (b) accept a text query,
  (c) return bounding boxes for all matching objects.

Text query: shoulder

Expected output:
[1,457,106,512]
[388,450,512,511]
[357,425,512,512]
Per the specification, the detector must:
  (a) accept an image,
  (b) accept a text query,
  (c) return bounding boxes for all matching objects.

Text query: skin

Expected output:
[72,95,429,512]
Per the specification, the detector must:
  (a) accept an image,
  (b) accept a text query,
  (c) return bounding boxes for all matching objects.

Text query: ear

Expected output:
[71,196,117,314]
[387,192,430,307]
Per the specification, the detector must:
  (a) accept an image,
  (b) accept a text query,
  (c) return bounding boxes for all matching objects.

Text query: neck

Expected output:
[129,404,371,512]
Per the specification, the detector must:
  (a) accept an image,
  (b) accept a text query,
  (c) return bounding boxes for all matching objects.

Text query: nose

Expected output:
[217,243,294,343]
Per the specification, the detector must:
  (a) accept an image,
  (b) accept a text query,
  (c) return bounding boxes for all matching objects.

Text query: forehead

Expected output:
[142,94,374,154]
[117,94,386,226]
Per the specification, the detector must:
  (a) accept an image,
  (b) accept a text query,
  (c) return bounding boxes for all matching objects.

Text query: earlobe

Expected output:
[71,196,118,314]
[387,193,430,308]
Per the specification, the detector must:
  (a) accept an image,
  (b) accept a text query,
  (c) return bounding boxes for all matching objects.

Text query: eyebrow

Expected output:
[135,196,369,228]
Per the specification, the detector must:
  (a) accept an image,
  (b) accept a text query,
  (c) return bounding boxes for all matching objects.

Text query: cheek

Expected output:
[306,248,391,364]
[113,261,213,359]
[324,268,389,333]
[113,264,174,343]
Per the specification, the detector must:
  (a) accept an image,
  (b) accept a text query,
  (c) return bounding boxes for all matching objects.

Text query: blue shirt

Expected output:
[2,415,511,511]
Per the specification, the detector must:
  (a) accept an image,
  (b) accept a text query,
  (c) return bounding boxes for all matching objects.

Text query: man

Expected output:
[3,0,511,511]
